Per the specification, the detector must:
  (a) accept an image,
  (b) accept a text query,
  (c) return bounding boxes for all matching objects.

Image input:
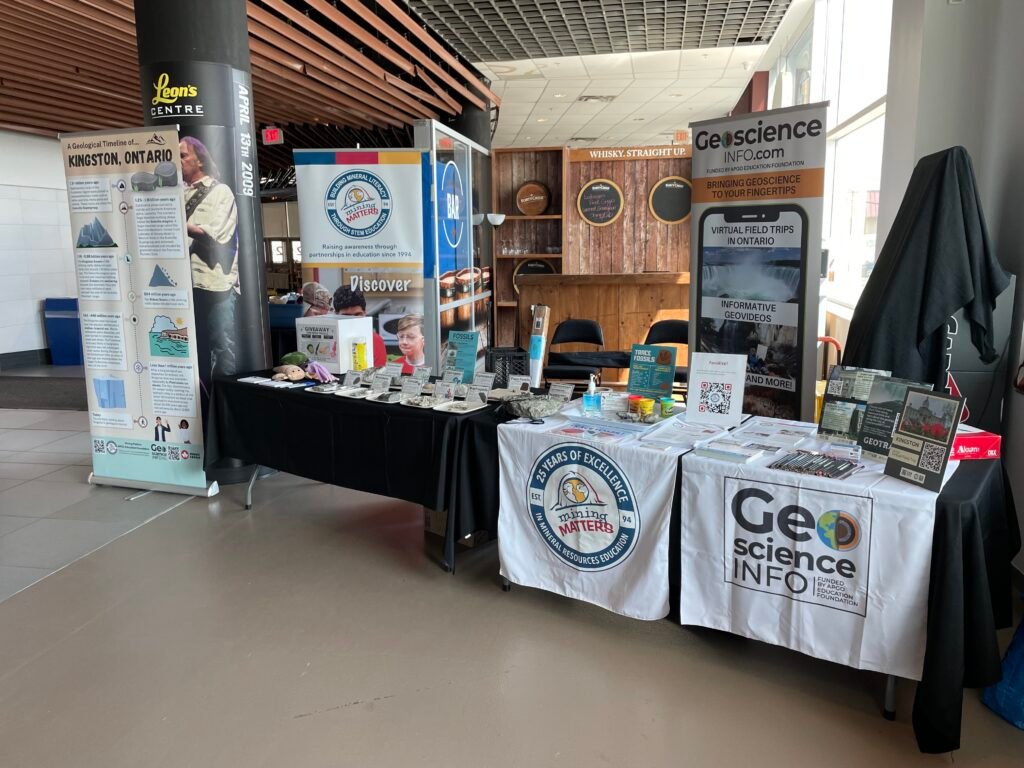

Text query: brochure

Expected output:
[684,353,746,427]
[817,365,891,443]
[884,388,965,492]
[693,439,764,464]
[549,421,633,445]
[627,344,678,399]
[857,377,934,459]
[446,330,479,384]
[640,415,727,450]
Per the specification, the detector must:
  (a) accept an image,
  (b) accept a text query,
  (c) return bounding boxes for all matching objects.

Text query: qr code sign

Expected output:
[698,381,733,415]
[918,442,945,473]
[827,378,844,396]
[93,439,106,454]
[168,447,180,461]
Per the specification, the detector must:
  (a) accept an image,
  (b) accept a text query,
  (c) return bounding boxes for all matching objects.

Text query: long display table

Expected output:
[494,415,1019,753]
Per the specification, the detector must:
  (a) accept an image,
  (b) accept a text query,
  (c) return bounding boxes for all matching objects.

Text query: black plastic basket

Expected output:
[486,347,529,388]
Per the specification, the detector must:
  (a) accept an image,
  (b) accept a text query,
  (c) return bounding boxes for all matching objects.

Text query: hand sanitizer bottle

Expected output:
[582,374,601,416]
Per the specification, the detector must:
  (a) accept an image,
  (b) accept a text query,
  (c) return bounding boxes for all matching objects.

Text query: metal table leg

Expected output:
[883,675,897,720]
[244,464,261,510]
[501,576,511,592]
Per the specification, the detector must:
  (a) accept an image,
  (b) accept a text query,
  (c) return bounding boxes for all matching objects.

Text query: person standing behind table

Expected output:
[332,286,387,366]
[394,314,426,374]
[180,136,239,388]
[154,417,170,442]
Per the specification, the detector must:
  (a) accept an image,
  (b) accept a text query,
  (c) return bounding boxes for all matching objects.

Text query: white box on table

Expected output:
[295,315,374,373]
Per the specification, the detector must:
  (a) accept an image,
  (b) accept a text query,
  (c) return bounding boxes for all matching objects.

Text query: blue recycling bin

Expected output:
[43,297,84,366]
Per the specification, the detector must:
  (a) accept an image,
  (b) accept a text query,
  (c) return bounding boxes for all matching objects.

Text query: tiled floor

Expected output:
[0,409,189,601]
[0,414,1020,766]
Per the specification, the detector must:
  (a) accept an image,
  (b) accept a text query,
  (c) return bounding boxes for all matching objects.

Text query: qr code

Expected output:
[93,439,106,454]
[698,381,732,415]
[168,447,180,461]
[827,378,844,396]
[918,442,945,473]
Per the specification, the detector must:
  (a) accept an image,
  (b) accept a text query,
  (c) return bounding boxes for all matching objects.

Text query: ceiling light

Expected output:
[537,118,549,123]
[553,93,566,98]
[632,118,645,121]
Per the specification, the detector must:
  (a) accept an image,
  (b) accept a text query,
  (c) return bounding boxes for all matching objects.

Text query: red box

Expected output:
[951,425,1001,460]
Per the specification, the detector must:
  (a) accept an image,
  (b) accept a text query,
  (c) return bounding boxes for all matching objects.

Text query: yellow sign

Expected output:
[151,73,198,106]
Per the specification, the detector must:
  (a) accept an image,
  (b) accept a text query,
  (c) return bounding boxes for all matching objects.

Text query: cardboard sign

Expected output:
[412,366,432,383]
[548,383,576,402]
[447,330,479,384]
[370,373,392,393]
[507,375,532,393]
[884,388,964,492]
[474,372,497,391]
[401,378,424,397]
[685,353,746,426]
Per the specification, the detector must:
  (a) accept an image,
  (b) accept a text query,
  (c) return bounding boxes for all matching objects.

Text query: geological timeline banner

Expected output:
[60,125,209,494]
[690,103,827,422]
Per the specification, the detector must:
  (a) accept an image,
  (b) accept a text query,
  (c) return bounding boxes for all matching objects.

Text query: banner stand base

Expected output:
[88,472,220,499]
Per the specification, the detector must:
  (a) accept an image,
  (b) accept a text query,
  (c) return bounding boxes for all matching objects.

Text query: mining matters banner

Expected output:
[690,104,826,421]
[60,126,211,495]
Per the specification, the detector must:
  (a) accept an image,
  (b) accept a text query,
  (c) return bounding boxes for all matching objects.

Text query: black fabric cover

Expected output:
[844,147,1010,386]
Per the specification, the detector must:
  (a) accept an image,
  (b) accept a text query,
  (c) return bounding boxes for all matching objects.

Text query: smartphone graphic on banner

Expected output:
[696,205,808,419]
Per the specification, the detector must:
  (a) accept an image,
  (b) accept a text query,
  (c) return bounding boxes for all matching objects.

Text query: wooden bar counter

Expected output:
[517,272,689,384]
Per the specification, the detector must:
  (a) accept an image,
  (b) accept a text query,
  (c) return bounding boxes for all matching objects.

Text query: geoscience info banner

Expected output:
[61,126,209,494]
[690,103,826,421]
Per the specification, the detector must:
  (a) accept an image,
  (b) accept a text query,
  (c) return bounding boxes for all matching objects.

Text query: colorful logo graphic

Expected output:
[815,510,861,551]
[325,169,392,239]
[440,161,465,248]
[528,444,639,571]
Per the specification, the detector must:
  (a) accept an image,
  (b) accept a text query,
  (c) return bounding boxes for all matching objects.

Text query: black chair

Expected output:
[543,319,605,386]
[644,319,689,385]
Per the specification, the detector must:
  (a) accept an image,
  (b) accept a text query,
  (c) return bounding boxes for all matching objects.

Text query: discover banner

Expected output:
[690,104,826,421]
[60,126,213,495]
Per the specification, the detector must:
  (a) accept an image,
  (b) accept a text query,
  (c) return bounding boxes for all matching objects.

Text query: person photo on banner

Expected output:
[301,282,332,317]
[178,419,192,444]
[154,417,171,442]
[332,286,387,366]
[394,314,426,374]
[180,135,239,386]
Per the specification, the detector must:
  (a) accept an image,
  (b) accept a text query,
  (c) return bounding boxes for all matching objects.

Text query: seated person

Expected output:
[332,286,387,367]
[393,313,426,374]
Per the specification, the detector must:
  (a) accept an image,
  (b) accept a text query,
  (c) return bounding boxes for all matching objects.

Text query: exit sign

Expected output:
[262,126,284,145]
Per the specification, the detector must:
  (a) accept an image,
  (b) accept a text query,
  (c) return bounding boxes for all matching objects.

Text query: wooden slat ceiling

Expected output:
[0,0,497,155]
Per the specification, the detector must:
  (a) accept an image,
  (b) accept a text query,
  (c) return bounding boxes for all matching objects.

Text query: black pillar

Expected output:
[134,0,270,477]
[449,98,493,150]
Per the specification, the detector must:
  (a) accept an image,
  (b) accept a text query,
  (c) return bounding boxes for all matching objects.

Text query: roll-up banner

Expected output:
[293,150,430,368]
[60,126,215,496]
[690,104,827,421]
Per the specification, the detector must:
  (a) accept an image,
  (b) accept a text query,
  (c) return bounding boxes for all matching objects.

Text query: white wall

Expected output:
[881,0,1024,569]
[0,130,77,359]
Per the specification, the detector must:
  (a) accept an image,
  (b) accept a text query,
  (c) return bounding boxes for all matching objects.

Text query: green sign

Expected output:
[446,331,479,384]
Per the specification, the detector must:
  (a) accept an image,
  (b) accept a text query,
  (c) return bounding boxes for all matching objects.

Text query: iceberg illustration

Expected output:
[76,217,116,248]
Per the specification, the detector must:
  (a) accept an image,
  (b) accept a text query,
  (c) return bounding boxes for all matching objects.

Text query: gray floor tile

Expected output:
[22,412,89,432]
[0,515,35,536]
[0,565,52,602]
[0,410,51,429]
[31,432,92,454]
[49,490,187,524]
[0,430,78,452]
[0,462,69,481]
[0,480,103,517]
[37,465,91,484]
[0,518,138,569]
[0,451,92,466]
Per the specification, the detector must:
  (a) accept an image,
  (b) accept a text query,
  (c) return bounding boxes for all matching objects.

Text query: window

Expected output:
[269,239,286,265]
[291,241,302,263]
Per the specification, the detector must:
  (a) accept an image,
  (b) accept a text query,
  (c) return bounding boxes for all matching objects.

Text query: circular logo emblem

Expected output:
[816,510,861,551]
[181,449,190,460]
[527,444,639,571]
[105,440,118,455]
[440,161,464,248]
[324,169,392,239]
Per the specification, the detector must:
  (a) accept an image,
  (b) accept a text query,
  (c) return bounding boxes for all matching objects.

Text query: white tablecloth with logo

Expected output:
[679,450,951,680]
[498,419,682,620]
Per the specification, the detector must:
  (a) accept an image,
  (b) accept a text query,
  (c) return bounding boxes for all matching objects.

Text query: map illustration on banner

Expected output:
[690,104,826,421]
[60,126,210,494]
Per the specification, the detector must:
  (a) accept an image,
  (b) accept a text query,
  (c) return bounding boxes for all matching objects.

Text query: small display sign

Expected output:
[577,178,624,227]
[627,344,677,399]
[261,126,284,145]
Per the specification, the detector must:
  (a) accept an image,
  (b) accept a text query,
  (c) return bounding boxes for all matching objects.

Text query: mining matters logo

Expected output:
[527,444,639,571]
[723,478,872,616]
[325,169,392,239]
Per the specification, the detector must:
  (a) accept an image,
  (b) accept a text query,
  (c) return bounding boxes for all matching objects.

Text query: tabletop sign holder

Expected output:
[528,304,550,389]
[884,387,965,492]
[577,178,624,227]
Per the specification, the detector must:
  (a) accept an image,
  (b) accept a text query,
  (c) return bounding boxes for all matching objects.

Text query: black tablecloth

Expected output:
[210,374,502,570]
[914,459,1020,752]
